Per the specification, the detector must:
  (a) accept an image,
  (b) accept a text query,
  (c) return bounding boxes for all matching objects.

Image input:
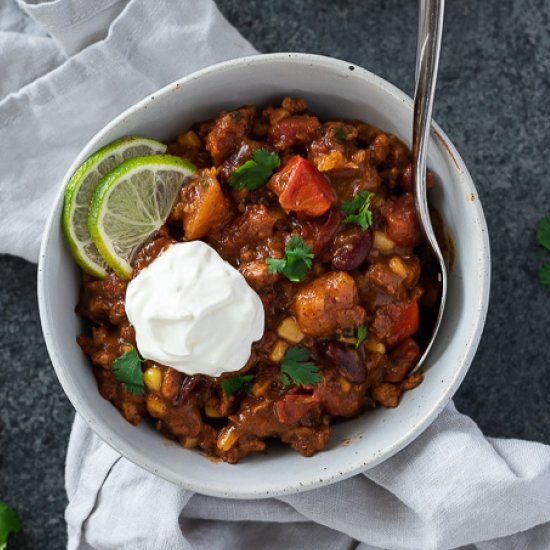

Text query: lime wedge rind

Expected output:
[88,155,196,279]
[62,136,167,278]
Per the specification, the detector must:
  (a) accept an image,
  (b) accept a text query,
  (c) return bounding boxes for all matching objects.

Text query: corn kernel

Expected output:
[143,367,162,392]
[121,343,133,353]
[217,425,239,451]
[389,256,408,278]
[352,149,367,163]
[315,150,346,172]
[269,340,288,363]
[373,230,395,252]
[277,317,304,344]
[177,130,201,148]
[252,378,272,397]
[146,395,167,417]
[338,335,357,345]
[338,377,352,393]
[205,397,223,418]
[180,437,199,449]
[365,340,386,355]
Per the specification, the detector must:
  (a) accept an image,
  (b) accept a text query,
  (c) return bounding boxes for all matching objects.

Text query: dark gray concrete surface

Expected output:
[1,0,550,548]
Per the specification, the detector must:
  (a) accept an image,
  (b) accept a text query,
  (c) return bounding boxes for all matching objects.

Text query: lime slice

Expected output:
[62,136,167,278]
[88,155,196,279]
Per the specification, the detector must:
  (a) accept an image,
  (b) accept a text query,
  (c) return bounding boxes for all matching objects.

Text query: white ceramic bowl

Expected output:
[38,53,490,498]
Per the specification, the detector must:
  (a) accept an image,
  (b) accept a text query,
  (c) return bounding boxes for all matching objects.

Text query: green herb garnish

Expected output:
[537,215,550,292]
[266,235,314,282]
[228,149,280,190]
[112,346,145,396]
[0,502,22,550]
[280,347,321,387]
[221,374,255,396]
[537,215,550,251]
[539,264,550,292]
[342,190,374,230]
[355,325,367,349]
[333,127,347,144]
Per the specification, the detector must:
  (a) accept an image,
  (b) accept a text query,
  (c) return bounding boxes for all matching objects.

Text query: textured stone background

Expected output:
[1,0,550,548]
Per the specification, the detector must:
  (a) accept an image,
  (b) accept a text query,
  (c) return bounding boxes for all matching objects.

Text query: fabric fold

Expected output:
[0,32,64,97]
[16,0,129,55]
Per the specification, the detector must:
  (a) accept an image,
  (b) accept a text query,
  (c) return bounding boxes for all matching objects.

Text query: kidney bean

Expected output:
[325,342,367,383]
[174,375,200,405]
[330,228,373,271]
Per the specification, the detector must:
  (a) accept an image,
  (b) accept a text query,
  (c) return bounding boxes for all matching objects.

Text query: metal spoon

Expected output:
[411,0,448,371]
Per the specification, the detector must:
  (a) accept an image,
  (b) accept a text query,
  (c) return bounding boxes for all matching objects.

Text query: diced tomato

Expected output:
[372,300,419,346]
[276,394,320,425]
[380,194,423,247]
[268,155,336,217]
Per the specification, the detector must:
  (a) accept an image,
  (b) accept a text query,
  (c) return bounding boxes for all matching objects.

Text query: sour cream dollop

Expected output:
[125,241,264,377]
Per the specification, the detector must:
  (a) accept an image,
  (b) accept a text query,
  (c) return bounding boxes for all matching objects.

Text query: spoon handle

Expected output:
[412,0,444,255]
[411,0,448,373]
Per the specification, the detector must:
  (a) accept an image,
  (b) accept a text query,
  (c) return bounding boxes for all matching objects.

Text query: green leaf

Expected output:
[333,127,347,144]
[539,263,550,292]
[281,347,321,387]
[228,149,280,190]
[537,215,550,251]
[355,325,367,349]
[266,235,314,282]
[342,190,374,230]
[112,346,145,396]
[221,374,255,395]
[0,502,22,547]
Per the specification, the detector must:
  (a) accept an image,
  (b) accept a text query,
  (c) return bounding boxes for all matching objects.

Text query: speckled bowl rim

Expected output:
[38,53,490,499]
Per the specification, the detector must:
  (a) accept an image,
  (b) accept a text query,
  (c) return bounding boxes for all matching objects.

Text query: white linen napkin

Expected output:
[2,1,550,548]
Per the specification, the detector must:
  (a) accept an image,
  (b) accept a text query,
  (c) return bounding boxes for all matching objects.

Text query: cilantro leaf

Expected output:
[0,502,22,548]
[333,127,347,144]
[112,346,145,396]
[355,325,367,349]
[228,149,280,191]
[221,374,255,395]
[280,347,321,387]
[537,215,550,252]
[539,263,550,292]
[342,190,374,230]
[266,235,314,282]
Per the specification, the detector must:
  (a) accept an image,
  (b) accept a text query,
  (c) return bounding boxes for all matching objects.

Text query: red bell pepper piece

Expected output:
[372,300,419,346]
[268,155,336,217]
